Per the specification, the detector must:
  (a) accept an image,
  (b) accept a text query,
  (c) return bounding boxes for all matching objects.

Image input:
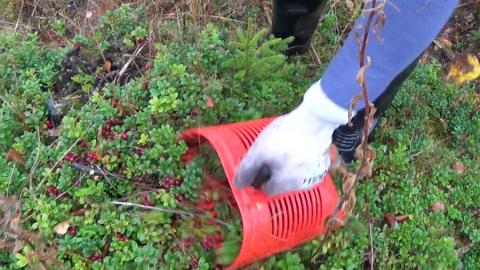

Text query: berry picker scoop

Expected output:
[179,117,342,269]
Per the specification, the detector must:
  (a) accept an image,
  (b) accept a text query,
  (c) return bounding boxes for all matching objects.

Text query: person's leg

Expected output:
[271,0,328,55]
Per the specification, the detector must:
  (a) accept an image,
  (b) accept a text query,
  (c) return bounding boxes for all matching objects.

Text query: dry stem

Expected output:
[317,1,383,267]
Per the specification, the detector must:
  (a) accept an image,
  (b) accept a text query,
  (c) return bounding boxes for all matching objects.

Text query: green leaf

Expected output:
[15,253,28,268]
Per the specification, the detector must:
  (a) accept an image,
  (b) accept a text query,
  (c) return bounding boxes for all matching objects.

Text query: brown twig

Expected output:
[327,0,379,227]
[13,0,25,35]
[317,0,382,266]
[110,201,194,217]
[457,0,480,8]
[70,162,126,180]
[114,43,147,84]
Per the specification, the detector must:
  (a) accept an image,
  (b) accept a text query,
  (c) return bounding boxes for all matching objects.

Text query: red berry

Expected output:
[68,226,77,236]
[142,192,153,206]
[135,148,145,156]
[206,97,215,108]
[46,186,60,197]
[72,179,81,187]
[202,236,215,250]
[115,232,128,242]
[86,151,100,163]
[88,251,102,262]
[200,200,215,211]
[78,140,89,150]
[120,133,128,140]
[111,99,120,107]
[214,232,223,242]
[190,257,199,269]
[46,119,54,129]
[176,194,186,203]
[65,152,77,162]
[111,118,122,125]
[190,107,201,118]
[183,238,193,249]
[101,126,111,136]
[137,38,147,46]
[160,182,170,191]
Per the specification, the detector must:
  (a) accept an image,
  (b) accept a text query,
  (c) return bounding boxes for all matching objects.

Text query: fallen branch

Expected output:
[70,162,126,180]
[110,201,194,217]
[110,201,231,227]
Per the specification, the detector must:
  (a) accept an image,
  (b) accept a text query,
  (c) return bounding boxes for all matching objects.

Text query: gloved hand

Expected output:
[234,80,351,195]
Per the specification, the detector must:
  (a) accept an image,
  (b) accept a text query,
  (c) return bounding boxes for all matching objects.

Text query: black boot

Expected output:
[271,0,327,55]
[332,58,420,163]
[332,115,379,163]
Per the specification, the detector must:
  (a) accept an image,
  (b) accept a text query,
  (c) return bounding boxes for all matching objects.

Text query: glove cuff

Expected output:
[300,80,352,125]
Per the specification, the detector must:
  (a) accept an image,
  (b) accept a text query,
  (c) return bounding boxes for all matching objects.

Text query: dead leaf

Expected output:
[103,60,112,73]
[54,221,70,235]
[348,92,364,126]
[342,172,356,194]
[395,214,410,223]
[325,216,345,233]
[71,206,88,216]
[355,56,372,84]
[7,149,25,165]
[383,212,397,228]
[355,145,376,179]
[452,161,467,175]
[373,11,386,41]
[343,192,356,215]
[446,53,480,85]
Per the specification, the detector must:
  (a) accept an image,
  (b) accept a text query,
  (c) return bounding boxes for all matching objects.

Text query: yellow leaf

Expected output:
[446,53,480,85]
[54,221,70,235]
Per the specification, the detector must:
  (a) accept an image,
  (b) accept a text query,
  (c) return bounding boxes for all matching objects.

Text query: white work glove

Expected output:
[234,80,351,195]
